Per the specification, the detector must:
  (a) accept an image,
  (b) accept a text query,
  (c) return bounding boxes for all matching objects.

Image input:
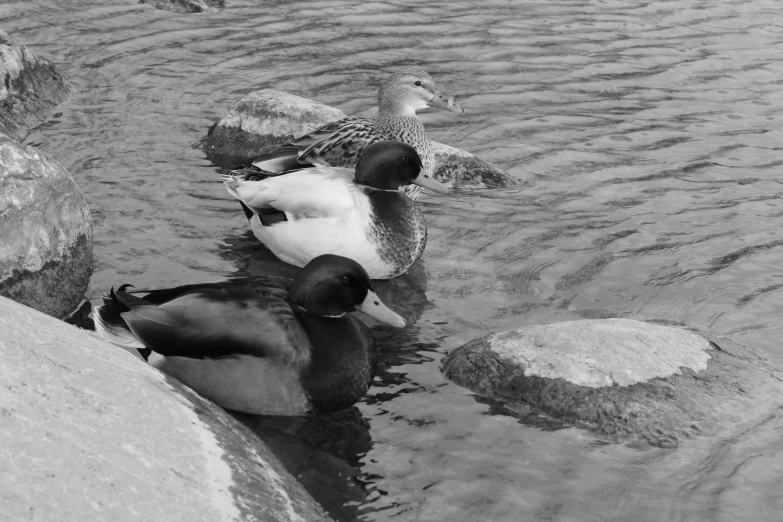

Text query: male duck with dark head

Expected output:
[233,67,463,200]
[93,255,406,416]
[223,141,448,280]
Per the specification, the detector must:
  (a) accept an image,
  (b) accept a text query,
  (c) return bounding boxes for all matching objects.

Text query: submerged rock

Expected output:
[0,296,334,521]
[0,134,93,318]
[431,142,518,189]
[441,318,783,447]
[0,29,69,140]
[197,89,517,189]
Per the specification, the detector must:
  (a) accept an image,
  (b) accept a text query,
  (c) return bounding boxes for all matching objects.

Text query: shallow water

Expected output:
[5,0,783,520]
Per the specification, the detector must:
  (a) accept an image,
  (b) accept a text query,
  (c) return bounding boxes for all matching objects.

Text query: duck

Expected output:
[93,254,406,416]
[222,141,448,280]
[232,67,463,201]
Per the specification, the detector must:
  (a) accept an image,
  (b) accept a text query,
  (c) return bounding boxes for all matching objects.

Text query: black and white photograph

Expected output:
[2,0,782,520]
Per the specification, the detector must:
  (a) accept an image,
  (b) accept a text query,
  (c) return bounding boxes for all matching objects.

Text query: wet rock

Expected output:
[139,0,224,13]
[197,89,348,159]
[197,89,517,188]
[0,134,93,318]
[0,296,334,522]
[441,318,783,448]
[0,29,69,140]
[431,142,518,189]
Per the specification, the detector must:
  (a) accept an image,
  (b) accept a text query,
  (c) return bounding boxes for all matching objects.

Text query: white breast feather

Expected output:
[233,168,356,218]
[248,185,392,277]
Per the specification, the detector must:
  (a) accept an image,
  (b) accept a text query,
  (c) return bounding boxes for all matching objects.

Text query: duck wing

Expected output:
[223,168,358,219]
[115,279,311,364]
[294,117,388,167]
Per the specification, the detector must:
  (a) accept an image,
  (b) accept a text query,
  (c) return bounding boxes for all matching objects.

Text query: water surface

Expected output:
[4,0,783,520]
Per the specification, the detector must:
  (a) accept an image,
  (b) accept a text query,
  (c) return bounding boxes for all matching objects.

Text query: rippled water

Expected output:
[5,0,783,520]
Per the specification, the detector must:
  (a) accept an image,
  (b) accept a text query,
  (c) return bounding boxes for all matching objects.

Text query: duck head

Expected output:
[355,141,449,195]
[289,254,407,328]
[378,67,464,117]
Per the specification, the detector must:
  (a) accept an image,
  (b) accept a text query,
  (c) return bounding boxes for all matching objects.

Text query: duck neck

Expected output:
[293,309,378,413]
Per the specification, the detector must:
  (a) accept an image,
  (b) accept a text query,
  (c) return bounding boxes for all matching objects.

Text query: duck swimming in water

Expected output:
[223,141,448,280]
[93,254,406,416]
[233,67,463,200]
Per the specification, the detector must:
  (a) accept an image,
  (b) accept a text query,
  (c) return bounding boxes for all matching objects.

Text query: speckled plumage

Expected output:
[239,68,462,201]
[365,189,428,277]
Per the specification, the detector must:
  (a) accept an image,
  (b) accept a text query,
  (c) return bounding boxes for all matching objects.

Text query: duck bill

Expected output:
[428,90,464,113]
[356,290,407,328]
[413,174,449,195]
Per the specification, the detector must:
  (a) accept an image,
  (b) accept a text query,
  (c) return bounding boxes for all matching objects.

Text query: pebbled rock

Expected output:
[139,0,225,13]
[0,296,334,522]
[441,318,783,448]
[0,134,93,318]
[196,89,517,189]
[0,29,69,140]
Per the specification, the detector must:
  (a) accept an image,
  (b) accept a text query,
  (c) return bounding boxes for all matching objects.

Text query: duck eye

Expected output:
[414,81,422,86]
[400,156,409,163]
[340,275,351,284]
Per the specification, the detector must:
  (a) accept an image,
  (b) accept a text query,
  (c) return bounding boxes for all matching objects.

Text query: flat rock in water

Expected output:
[0,296,334,522]
[0,30,69,140]
[197,89,517,189]
[441,318,783,447]
[0,134,93,318]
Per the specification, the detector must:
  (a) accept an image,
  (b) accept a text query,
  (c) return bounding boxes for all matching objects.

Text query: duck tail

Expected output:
[93,285,151,360]
[248,145,304,173]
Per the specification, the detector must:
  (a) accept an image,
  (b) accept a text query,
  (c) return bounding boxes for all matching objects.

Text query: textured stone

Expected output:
[0,296,334,522]
[0,29,69,140]
[0,134,93,318]
[441,319,783,447]
[139,0,225,13]
[197,89,348,159]
[431,142,518,189]
[197,89,517,189]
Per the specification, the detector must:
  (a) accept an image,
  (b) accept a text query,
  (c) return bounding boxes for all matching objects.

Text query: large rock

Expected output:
[196,89,517,189]
[197,90,348,160]
[441,318,783,448]
[0,30,69,140]
[0,296,334,522]
[0,134,93,318]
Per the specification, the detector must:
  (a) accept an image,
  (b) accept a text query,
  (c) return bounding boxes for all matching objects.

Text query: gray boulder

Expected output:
[441,318,783,448]
[0,296,334,522]
[0,134,93,318]
[0,30,69,140]
[197,90,348,159]
[196,89,517,189]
